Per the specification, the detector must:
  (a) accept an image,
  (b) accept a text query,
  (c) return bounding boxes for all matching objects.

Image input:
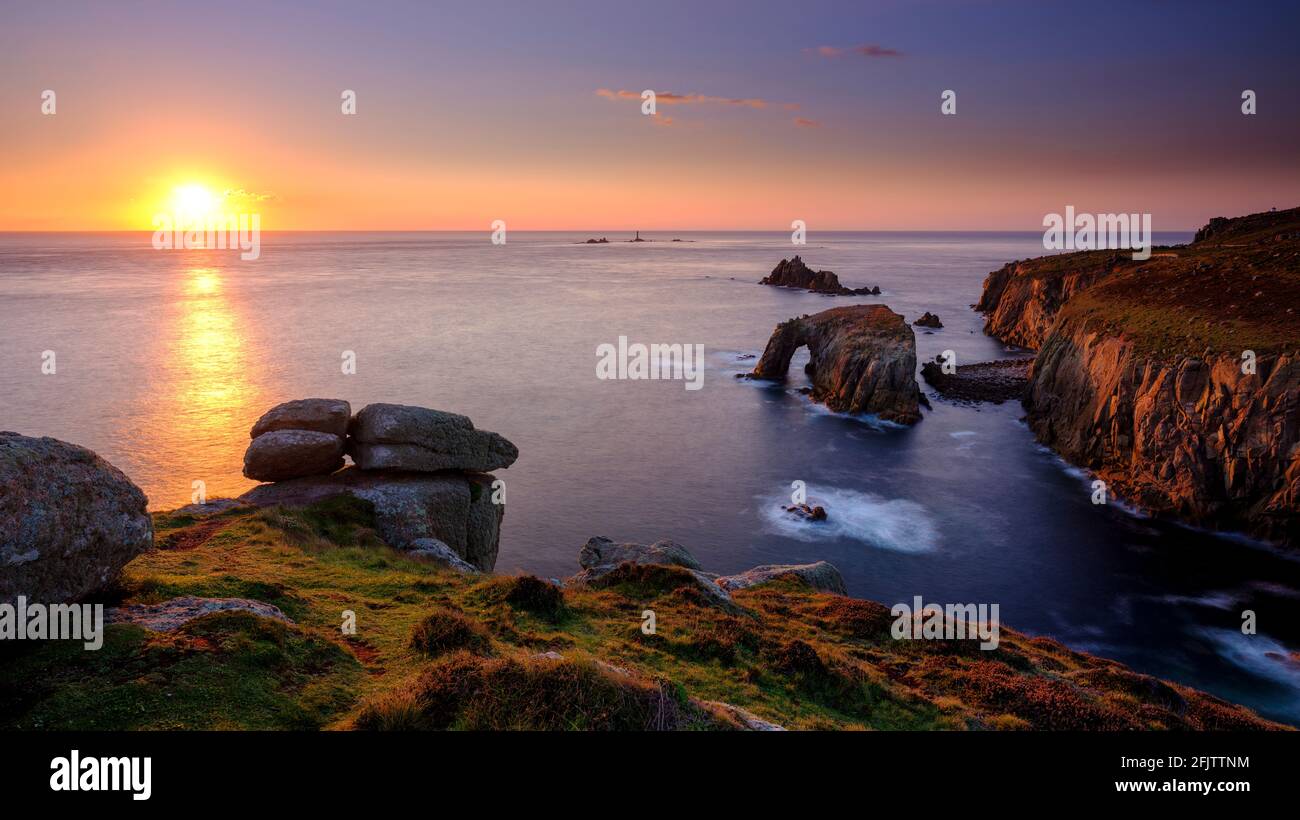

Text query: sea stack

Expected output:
[759,256,880,296]
[749,305,924,424]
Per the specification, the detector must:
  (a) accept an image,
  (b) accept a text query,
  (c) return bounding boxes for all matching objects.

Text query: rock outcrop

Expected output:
[759,256,879,296]
[749,305,924,424]
[236,400,517,569]
[347,403,518,473]
[240,468,502,570]
[569,536,851,604]
[715,561,846,595]
[408,538,480,573]
[921,357,1032,404]
[0,433,153,604]
[913,311,943,328]
[975,207,1300,545]
[107,596,291,632]
[243,399,350,482]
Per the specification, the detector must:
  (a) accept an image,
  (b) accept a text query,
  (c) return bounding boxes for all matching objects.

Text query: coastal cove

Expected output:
[2,229,1299,725]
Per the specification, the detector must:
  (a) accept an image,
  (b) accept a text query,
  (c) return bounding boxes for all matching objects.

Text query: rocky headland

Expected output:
[975,207,1300,546]
[747,304,924,424]
[760,256,880,296]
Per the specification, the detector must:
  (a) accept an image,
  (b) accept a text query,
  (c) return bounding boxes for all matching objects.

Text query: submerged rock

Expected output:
[749,304,924,424]
[348,403,518,473]
[0,433,153,605]
[784,503,827,521]
[238,468,501,571]
[759,256,878,296]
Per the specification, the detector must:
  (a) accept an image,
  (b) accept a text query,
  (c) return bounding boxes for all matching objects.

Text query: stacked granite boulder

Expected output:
[243,399,351,481]
[347,403,517,473]
[239,401,517,572]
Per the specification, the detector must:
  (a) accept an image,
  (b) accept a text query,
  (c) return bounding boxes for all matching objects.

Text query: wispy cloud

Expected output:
[596,88,815,128]
[595,88,778,109]
[806,44,904,59]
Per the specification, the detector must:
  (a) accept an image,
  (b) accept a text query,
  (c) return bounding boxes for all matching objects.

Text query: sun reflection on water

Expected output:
[153,266,264,503]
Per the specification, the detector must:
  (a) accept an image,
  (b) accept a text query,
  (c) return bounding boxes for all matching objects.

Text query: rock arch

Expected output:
[750,305,923,425]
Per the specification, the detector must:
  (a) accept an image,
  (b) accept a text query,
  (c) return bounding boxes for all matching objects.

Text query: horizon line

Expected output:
[0,227,1204,234]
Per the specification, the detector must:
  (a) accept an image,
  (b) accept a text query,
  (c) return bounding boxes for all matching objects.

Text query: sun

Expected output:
[171,183,220,221]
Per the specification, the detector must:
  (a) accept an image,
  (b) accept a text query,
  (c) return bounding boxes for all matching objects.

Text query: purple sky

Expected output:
[1,0,1297,229]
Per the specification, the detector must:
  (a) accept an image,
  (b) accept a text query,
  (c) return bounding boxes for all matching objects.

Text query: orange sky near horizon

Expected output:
[3,2,1298,232]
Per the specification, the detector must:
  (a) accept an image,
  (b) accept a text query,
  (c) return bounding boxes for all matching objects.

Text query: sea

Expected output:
[3,230,1298,724]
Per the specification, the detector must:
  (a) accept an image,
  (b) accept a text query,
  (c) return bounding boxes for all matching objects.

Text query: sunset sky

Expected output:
[2,0,1297,231]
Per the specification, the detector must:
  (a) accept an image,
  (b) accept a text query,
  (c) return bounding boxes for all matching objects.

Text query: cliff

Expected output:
[977,207,1300,545]
[975,251,1132,349]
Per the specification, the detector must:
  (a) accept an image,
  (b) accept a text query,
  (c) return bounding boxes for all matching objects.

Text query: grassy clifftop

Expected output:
[978,206,1300,356]
[0,498,1285,731]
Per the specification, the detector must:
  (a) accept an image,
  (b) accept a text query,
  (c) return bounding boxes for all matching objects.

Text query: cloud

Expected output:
[596,88,810,129]
[595,89,779,110]
[807,44,903,59]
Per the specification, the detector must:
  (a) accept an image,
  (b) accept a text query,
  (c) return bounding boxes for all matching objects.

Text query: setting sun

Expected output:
[171,184,219,221]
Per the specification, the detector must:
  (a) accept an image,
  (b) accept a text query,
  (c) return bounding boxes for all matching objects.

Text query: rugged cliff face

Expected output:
[975,251,1131,349]
[750,304,923,424]
[1027,323,1298,545]
[980,207,1300,546]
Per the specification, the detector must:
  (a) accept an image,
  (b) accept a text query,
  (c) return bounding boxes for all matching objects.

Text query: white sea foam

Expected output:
[758,486,939,552]
[1199,627,1300,691]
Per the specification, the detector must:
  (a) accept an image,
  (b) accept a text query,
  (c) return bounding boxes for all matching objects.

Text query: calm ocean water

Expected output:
[3,230,1299,724]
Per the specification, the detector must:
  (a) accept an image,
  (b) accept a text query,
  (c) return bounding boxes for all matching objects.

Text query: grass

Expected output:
[990,208,1300,356]
[0,502,1288,731]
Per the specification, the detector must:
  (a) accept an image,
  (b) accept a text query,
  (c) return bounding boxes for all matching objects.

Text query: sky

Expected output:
[1,0,1297,231]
